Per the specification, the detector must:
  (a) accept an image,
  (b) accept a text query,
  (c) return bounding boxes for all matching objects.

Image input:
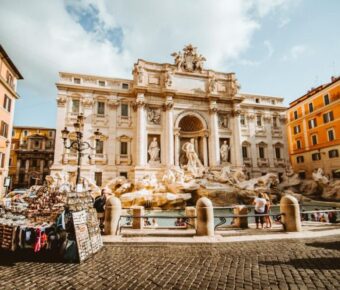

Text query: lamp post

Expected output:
[61,114,102,189]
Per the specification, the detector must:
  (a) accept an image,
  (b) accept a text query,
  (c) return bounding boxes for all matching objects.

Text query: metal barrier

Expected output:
[116,214,197,235]
[214,212,285,230]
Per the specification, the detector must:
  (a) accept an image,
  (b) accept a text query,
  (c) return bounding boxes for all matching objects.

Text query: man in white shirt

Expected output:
[253,192,267,229]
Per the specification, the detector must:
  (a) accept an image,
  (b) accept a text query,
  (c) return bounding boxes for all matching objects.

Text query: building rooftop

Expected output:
[289,76,340,108]
[0,45,24,79]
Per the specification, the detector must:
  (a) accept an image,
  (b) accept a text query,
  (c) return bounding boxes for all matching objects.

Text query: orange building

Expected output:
[0,45,23,194]
[287,76,340,179]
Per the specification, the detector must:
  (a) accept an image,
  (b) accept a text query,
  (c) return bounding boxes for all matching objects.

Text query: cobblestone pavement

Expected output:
[1,236,340,290]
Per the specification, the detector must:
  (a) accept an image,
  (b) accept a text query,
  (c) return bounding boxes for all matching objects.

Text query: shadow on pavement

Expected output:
[0,249,64,267]
[305,241,340,251]
[260,257,340,270]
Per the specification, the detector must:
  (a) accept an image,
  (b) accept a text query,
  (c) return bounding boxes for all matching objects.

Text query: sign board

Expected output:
[72,210,92,262]
[72,209,103,262]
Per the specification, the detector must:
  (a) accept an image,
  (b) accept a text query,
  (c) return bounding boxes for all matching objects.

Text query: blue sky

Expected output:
[0,0,339,128]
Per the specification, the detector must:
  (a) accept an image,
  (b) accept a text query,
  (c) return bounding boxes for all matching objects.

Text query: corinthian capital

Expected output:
[163,96,174,111]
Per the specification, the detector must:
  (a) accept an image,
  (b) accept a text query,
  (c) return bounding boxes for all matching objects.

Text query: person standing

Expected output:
[263,193,272,228]
[253,193,267,229]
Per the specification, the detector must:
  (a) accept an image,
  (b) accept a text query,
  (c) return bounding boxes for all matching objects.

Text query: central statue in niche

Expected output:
[182,138,205,177]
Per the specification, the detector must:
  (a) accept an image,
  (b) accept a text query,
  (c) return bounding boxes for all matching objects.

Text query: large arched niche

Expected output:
[175,111,207,132]
[174,111,208,166]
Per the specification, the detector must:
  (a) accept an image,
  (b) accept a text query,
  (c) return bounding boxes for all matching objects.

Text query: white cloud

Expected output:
[282,44,309,61]
[0,0,295,126]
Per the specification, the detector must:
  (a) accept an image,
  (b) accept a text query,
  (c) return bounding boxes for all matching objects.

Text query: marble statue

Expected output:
[147,108,161,125]
[182,138,204,177]
[312,168,330,186]
[218,114,229,129]
[171,44,206,72]
[164,69,173,87]
[220,141,230,163]
[171,51,184,70]
[148,137,160,162]
[209,74,217,93]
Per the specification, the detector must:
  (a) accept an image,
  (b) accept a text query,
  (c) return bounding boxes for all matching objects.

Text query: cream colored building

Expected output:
[0,45,23,194]
[51,45,288,185]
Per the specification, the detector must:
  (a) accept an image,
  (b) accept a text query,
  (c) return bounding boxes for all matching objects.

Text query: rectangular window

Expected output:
[311,134,318,145]
[308,103,314,113]
[296,156,304,163]
[328,129,335,141]
[240,114,245,126]
[0,153,5,168]
[3,95,12,112]
[298,172,306,179]
[324,94,330,105]
[242,146,248,158]
[256,115,262,126]
[323,111,334,123]
[74,78,81,84]
[293,125,301,134]
[98,80,105,87]
[312,153,321,161]
[6,71,13,87]
[259,147,265,159]
[31,159,37,167]
[94,172,102,187]
[122,83,129,89]
[120,172,128,178]
[272,116,278,128]
[120,142,128,155]
[294,110,298,120]
[95,140,104,154]
[329,149,339,158]
[34,140,40,148]
[296,140,301,149]
[97,102,105,115]
[121,104,129,117]
[275,147,281,159]
[72,99,80,113]
[0,121,9,138]
[308,118,317,129]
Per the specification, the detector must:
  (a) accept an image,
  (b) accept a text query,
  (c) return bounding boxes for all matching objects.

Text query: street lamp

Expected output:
[61,114,102,189]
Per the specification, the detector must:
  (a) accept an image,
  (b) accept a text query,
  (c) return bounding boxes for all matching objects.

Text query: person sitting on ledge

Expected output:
[328,208,338,223]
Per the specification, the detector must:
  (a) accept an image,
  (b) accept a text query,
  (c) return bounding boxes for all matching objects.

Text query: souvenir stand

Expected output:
[0,186,103,262]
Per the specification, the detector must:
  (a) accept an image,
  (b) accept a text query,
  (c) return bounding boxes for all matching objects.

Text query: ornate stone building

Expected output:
[0,45,23,194]
[51,45,288,185]
[9,127,56,188]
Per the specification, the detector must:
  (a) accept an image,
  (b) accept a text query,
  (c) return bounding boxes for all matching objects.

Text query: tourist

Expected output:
[175,218,181,226]
[253,193,266,229]
[311,208,320,222]
[152,218,158,227]
[328,207,338,223]
[263,193,272,229]
[93,189,108,232]
[144,218,151,226]
[301,209,309,221]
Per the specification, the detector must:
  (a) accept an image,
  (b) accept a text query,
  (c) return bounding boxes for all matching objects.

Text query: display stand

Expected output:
[67,191,103,262]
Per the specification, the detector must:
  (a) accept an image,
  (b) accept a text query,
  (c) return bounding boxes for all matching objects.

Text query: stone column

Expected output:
[203,131,208,166]
[196,197,214,236]
[174,129,180,166]
[280,195,301,232]
[232,105,243,168]
[132,206,145,230]
[25,160,29,184]
[104,196,122,235]
[209,101,220,167]
[135,93,147,166]
[164,96,174,165]
[185,206,197,229]
[16,159,21,181]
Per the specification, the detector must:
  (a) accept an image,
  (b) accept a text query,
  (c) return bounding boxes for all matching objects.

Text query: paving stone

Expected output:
[0,236,340,289]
